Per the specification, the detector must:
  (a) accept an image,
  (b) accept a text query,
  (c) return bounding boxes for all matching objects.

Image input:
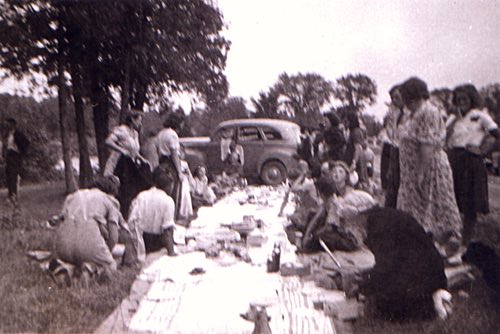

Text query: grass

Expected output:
[0,180,499,333]
[352,279,499,334]
[0,182,138,333]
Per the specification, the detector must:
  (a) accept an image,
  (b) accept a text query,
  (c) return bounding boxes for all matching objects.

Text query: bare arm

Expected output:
[303,206,326,246]
[105,136,128,156]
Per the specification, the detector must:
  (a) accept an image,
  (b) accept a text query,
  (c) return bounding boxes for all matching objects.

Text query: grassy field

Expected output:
[0,180,499,333]
[0,182,138,333]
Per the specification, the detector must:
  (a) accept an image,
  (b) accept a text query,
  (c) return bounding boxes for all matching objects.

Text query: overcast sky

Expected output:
[1,0,499,120]
[217,0,500,119]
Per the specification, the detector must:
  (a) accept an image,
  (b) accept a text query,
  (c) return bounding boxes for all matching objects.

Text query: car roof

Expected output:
[216,118,300,130]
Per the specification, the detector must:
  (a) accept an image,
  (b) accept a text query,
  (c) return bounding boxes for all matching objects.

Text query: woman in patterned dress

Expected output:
[396,77,462,253]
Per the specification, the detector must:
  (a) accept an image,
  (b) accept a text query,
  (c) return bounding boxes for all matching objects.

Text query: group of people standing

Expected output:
[380,77,499,253]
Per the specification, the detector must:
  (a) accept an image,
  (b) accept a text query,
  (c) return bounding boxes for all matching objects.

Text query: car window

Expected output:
[261,126,283,140]
[238,126,261,142]
[214,127,235,141]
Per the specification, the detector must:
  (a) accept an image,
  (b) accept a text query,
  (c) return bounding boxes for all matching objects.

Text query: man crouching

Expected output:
[55,176,128,282]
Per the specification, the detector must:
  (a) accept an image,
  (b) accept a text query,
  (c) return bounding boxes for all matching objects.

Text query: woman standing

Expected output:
[380,85,406,208]
[105,110,151,219]
[447,84,499,244]
[397,77,462,252]
[155,112,185,220]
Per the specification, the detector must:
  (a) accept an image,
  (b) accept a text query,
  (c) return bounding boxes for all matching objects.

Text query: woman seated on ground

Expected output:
[55,176,129,280]
[282,159,321,228]
[190,165,217,207]
[128,169,177,264]
[301,160,376,253]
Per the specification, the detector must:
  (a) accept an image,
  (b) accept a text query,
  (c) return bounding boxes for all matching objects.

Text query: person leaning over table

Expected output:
[446,84,500,245]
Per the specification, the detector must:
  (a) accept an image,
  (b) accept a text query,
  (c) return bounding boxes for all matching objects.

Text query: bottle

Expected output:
[267,242,281,273]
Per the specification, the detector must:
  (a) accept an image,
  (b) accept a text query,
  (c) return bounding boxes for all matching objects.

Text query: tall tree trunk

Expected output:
[90,76,110,170]
[70,61,93,187]
[120,51,131,122]
[58,60,77,194]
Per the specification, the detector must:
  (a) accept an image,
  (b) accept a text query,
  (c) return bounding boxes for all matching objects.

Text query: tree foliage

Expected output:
[251,72,334,128]
[0,0,229,189]
[187,97,249,136]
[334,73,377,113]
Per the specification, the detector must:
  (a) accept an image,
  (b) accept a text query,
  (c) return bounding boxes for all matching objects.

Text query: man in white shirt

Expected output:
[128,169,177,263]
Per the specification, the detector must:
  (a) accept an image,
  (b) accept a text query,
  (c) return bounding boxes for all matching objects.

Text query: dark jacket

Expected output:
[3,130,30,158]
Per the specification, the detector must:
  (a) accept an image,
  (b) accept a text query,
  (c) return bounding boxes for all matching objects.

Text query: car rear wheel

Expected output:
[260,160,287,185]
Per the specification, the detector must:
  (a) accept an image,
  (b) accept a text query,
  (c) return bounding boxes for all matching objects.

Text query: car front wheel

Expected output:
[260,160,287,185]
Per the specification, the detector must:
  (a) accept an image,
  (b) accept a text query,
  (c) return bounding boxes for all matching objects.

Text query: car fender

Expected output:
[256,147,299,176]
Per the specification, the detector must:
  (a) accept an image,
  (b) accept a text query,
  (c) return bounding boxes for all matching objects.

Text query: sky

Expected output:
[1,0,499,120]
[216,0,500,119]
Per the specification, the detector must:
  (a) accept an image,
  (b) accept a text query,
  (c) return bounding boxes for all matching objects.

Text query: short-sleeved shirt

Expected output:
[56,189,123,267]
[447,109,498,148]
[156,128,180,158]
[128,187,175,234]
[108,125,140,158]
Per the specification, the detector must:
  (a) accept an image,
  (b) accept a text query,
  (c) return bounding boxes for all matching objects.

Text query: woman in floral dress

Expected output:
[396,77,462,252]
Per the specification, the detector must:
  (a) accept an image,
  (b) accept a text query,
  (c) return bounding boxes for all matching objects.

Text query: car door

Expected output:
[236,125,265,177]
[204,125,237,177]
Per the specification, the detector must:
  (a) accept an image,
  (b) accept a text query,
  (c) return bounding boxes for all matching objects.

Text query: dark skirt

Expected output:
[384,145,400,208]
[157,156,181,219]
[380,142,392,190]
[448,148,489,220]
[115,156,152,219]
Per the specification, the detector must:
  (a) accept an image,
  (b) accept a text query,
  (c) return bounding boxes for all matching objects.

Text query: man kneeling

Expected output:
[55,176,127,281]
[128,169,177,264]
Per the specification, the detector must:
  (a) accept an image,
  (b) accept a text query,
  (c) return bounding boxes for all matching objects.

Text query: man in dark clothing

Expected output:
[2,118,29,205]
[360,207,449,320]
[323,112,346,161]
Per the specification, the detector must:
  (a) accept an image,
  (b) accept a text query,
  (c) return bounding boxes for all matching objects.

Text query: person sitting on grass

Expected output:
[301,160,376,253]
[190,165,217,207]
[54,176,128,281]
[127,169,177,264]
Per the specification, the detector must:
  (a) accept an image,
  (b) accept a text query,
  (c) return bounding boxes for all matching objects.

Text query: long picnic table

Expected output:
[96,186,340,334]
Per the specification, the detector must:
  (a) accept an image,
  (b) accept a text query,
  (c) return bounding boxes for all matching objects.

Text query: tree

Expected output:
[187,97,249,136]
[334,73,377,114]
[251,72,334,128]
[480,83,500,125]
[0,0,230,189]
[251,89,282,119]
[359,113,383,138]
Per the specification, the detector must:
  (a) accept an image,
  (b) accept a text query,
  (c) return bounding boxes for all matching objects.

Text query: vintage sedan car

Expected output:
[180,118,301,185]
